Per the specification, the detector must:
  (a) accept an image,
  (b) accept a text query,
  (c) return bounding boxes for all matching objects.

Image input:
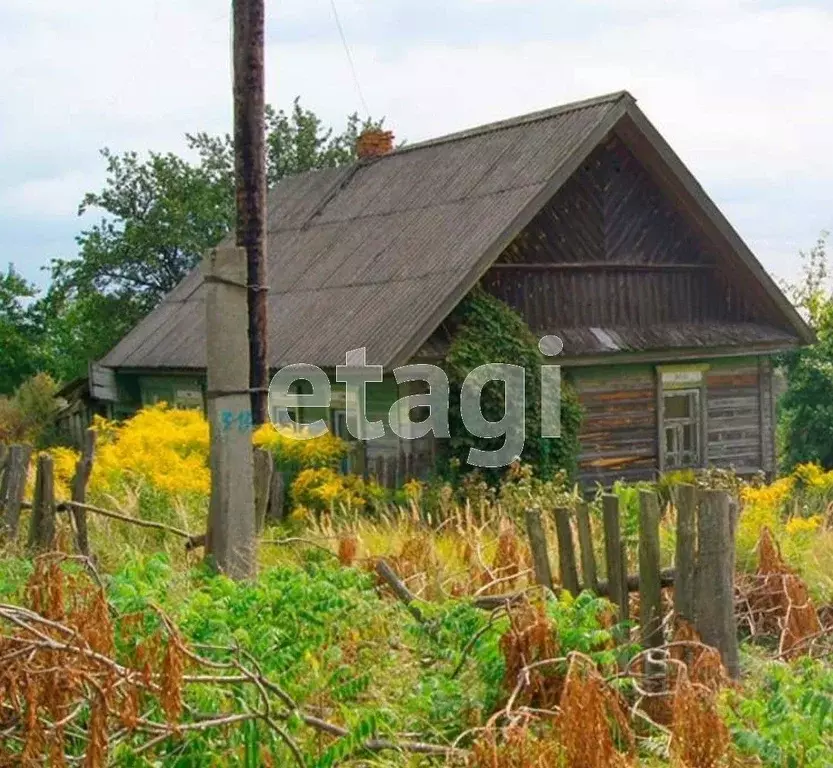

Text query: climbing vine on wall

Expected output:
[442,288,582,481]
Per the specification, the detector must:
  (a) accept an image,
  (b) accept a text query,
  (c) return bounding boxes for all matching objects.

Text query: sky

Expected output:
[1,0,831,291]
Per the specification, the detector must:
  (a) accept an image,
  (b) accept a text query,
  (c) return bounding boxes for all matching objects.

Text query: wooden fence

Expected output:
[366,448,435,489]
[0,434,435,552]
[522,488,740,678]
[1,438,740,676]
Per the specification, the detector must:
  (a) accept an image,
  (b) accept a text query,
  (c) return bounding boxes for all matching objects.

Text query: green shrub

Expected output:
[724,656,833,766]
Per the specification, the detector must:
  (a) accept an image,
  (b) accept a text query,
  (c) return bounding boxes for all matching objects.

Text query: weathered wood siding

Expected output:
[571,366,658,486]
[482,135,777,333]
[705,360,763,473]
[759,358,776,474]
[571,356,776,487]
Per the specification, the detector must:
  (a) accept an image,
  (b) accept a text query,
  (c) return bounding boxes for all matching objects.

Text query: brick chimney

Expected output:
[356,129,394,159]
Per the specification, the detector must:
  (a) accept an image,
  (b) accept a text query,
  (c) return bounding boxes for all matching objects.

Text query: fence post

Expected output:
[28,454,56,552]
[70,429,96,556]
[575,501,598,593]
[0,444,10,511]
[2,444,32,539]
[638,490,663,650]
[0,444,8,487]
[524,508,554,591]
[602,493,628,624]
[673,483,697,624]
[554,506,580,596]
[267,470,286,523]
[695,489,739,678]
[253,448,273,533]
[374,455,384,485]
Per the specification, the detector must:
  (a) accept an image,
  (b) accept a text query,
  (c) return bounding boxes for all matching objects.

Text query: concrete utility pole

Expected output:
[204,246,256,580]
[233,0,269,425]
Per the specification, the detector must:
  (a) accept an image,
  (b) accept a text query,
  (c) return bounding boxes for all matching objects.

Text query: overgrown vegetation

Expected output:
[0,372,62,446]
[778,232,833,471]
[4,404,833,764]
[443,288,582,482]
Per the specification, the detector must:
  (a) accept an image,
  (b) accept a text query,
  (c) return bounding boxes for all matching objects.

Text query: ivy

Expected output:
[442,288,582,481]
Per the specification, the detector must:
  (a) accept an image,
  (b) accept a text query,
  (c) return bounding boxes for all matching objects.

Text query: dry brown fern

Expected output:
[670,677,729,768]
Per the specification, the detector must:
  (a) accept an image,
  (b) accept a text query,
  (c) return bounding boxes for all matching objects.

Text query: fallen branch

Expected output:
[375,559,424,622]
[21,499,195,540]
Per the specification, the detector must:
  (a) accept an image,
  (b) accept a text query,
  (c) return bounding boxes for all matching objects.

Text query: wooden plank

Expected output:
[673,483,697,623]
[88,362,118,402]
[553,506,580,596]
[253,448,274,533]
[638,490,663,649]
[266,470,286,523]
[575,501,598,593]
[28,453,56,552]
[695,490,739,678]
[524,508,554,591]
[0,444,10,506]
[602,494,628,624]
[2,445,32,539]
[758,356,775,473]
[70,429,96,556]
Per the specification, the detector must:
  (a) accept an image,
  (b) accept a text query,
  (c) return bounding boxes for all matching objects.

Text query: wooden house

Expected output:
[82,91,812,486]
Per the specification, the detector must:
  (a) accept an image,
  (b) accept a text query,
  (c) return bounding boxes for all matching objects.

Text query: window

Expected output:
[661,390,700,468]
[658,366,707,470]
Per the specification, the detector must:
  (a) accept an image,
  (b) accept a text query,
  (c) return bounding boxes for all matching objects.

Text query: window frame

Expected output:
[656,366,708,473]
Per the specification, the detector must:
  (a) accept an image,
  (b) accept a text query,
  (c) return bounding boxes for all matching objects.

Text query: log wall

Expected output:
[572,365,658,486]
[570,356,775,487]
[705,361,763,473]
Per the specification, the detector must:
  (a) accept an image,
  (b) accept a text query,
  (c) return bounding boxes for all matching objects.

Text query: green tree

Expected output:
[41,98,379,379]
[0,266,43,394]
[777,233,833,470]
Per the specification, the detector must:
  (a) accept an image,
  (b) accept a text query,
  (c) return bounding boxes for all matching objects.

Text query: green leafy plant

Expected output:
[443,288,582,482]
[724,657,833,767]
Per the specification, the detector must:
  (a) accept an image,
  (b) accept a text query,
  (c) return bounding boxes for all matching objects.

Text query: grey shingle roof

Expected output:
[100,90,812,372]
[101,92,630,370]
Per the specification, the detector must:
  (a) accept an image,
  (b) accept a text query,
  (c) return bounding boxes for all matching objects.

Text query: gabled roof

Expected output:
[101,91,812,372]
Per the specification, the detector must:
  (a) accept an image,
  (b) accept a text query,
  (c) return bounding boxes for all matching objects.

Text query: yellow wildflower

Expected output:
[785,515,823,536]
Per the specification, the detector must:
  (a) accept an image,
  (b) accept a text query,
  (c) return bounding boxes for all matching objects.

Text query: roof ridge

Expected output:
[394,90,634,154]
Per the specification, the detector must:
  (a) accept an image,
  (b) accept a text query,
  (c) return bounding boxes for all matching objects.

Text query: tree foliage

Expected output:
[3,98,378,388]
[0,372,62,445]
[0,267,43,395]
[778,233,833,471]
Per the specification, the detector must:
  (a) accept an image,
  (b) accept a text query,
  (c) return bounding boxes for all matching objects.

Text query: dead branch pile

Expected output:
[737,527,825,658]
[0,554,460,767]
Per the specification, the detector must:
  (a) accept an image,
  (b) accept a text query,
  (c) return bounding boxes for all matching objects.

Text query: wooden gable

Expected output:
[482,135,784,336]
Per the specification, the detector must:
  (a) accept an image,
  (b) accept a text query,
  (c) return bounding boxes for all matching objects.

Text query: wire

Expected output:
[328,0,371,118]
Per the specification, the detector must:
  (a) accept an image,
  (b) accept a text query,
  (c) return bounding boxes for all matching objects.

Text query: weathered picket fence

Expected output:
[0,435,100,556]
[523,487,739,678]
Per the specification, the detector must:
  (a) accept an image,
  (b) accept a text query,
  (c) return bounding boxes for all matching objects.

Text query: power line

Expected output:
[328,0,371,118]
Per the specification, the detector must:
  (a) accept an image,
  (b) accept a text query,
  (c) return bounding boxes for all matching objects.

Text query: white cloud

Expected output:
[0,171,95,218]
[0,0,831,284]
